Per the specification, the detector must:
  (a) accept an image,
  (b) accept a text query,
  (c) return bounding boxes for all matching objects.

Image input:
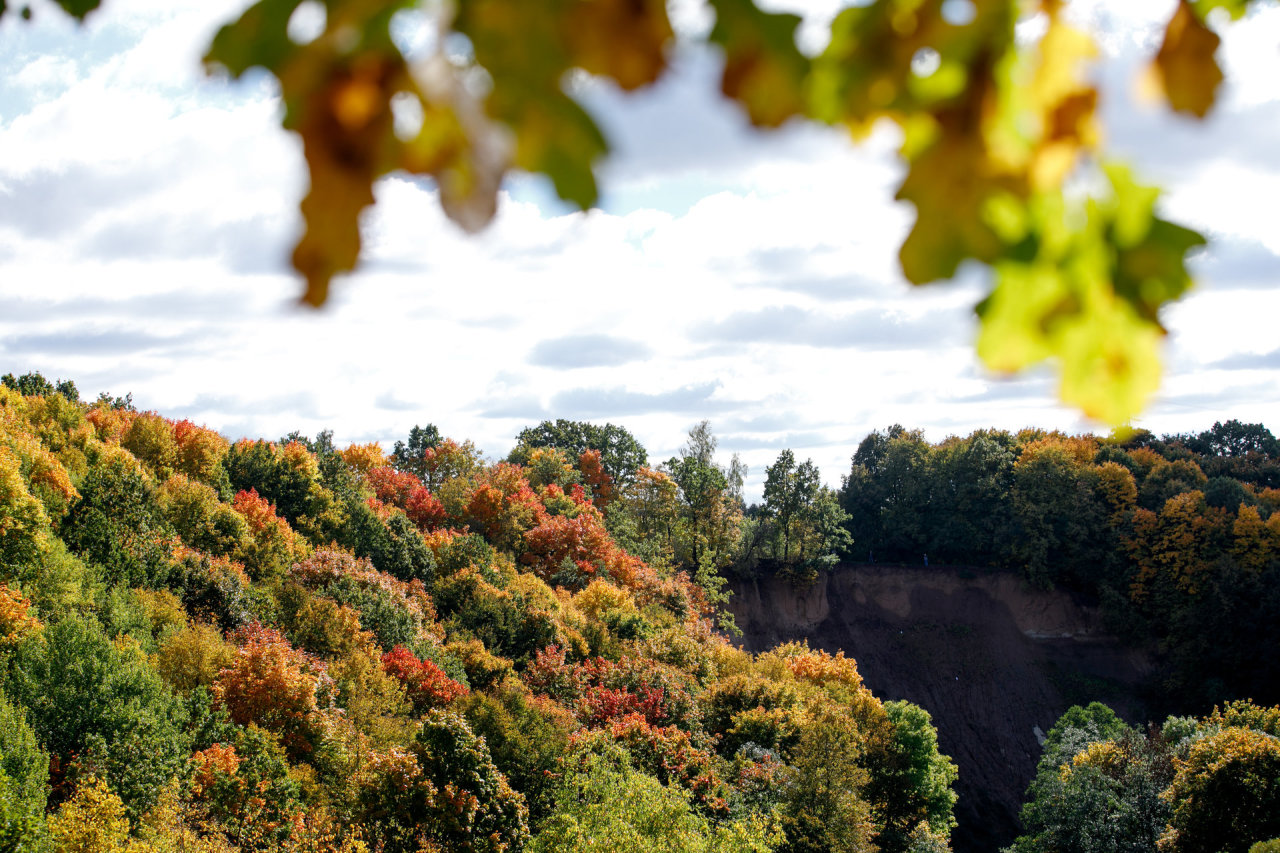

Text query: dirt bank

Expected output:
[725,564,1153,853]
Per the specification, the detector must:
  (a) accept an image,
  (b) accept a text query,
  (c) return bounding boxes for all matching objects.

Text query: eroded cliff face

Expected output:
[726,565,1152,853]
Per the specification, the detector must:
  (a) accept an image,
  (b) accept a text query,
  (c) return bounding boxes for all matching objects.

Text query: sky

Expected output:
[2,0,1279,502]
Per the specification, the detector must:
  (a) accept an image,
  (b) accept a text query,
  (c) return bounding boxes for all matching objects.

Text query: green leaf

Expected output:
[456,0,609,209]
[52,0,100,20]
[810,0,1016,130]
[707,0,809,128]
[976,167,1204,424]
[1192,0,1253,20]
[204,0,304,80]
[0,0,100,21]
[896,110,1013,283]
[511,92,606,211]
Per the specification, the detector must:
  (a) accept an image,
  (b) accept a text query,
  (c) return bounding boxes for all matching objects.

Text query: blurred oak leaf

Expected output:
[977,166,1204,423]
[1153,0,1224,118]
[563,0,673,91]
[707,0,809,127]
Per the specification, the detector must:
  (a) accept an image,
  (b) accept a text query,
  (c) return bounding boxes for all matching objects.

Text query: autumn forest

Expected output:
[1,371,1279,853]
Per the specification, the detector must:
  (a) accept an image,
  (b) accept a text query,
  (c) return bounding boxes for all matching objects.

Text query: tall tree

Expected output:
[762,450,821,564]
[513,420,648,490]
[665,421,741,574]
[392,425,443,483]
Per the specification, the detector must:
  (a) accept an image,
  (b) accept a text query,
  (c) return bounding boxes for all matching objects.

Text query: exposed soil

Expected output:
[724,564,1153,853]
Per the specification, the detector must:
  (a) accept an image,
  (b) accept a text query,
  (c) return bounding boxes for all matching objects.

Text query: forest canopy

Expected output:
[0,373,962,852]
[2,370,1279,850]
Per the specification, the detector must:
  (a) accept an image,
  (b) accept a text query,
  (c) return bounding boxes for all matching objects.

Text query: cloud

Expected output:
[692,305,968,350]
[0,164,173,240]
[0,327,196,357]
[718,411,811,433]
[1208,349,1280,372]
[581,46,797,189]
[549,381,734,418]
[170,391,324,421]
[528,334,653,369]
[475,396,550,420]
[710,246,892,302]
[78,211,291,275]
[1148,380,1280,416]
[1191,237,1280,292]
[375,390,419,412]
[0,290,249,323]
[718,430,838,451]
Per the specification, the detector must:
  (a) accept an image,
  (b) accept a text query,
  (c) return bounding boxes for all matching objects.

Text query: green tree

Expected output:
[60,450,172,589]
[666,422,743,575]
[6,615,190,818]
[863,701,957,853]
[840,427,930,564]
[1009,728,1174,853]
[762,450,821,565]
[513,420,649,489]
[925,431,1018,565]
[359,710,528,853]
[391,424,442,483]
[1189,421,1280,460]
[530,747,779,853]
[1,372,78,403]
[1009,445,1107,588]
[775,701,878,853]
[0,688,49,848]
[1159,727,1280,853]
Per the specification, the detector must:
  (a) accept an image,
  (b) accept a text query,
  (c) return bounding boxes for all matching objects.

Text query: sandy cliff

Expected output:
[726,564,1152,853]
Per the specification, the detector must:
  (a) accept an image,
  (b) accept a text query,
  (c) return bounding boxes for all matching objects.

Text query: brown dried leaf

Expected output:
[1153,0,1223,119]
[292,57,401,307]
[563,0,672,91]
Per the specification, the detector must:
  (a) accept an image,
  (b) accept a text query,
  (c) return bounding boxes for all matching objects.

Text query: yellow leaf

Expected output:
[897,98,1019,283]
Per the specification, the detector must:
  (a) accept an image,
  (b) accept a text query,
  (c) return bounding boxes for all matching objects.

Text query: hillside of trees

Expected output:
[2,369,1279,852]
[0,372,959,853]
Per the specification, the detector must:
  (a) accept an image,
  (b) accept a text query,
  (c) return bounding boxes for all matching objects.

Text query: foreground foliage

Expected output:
[4,0,1272,422]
